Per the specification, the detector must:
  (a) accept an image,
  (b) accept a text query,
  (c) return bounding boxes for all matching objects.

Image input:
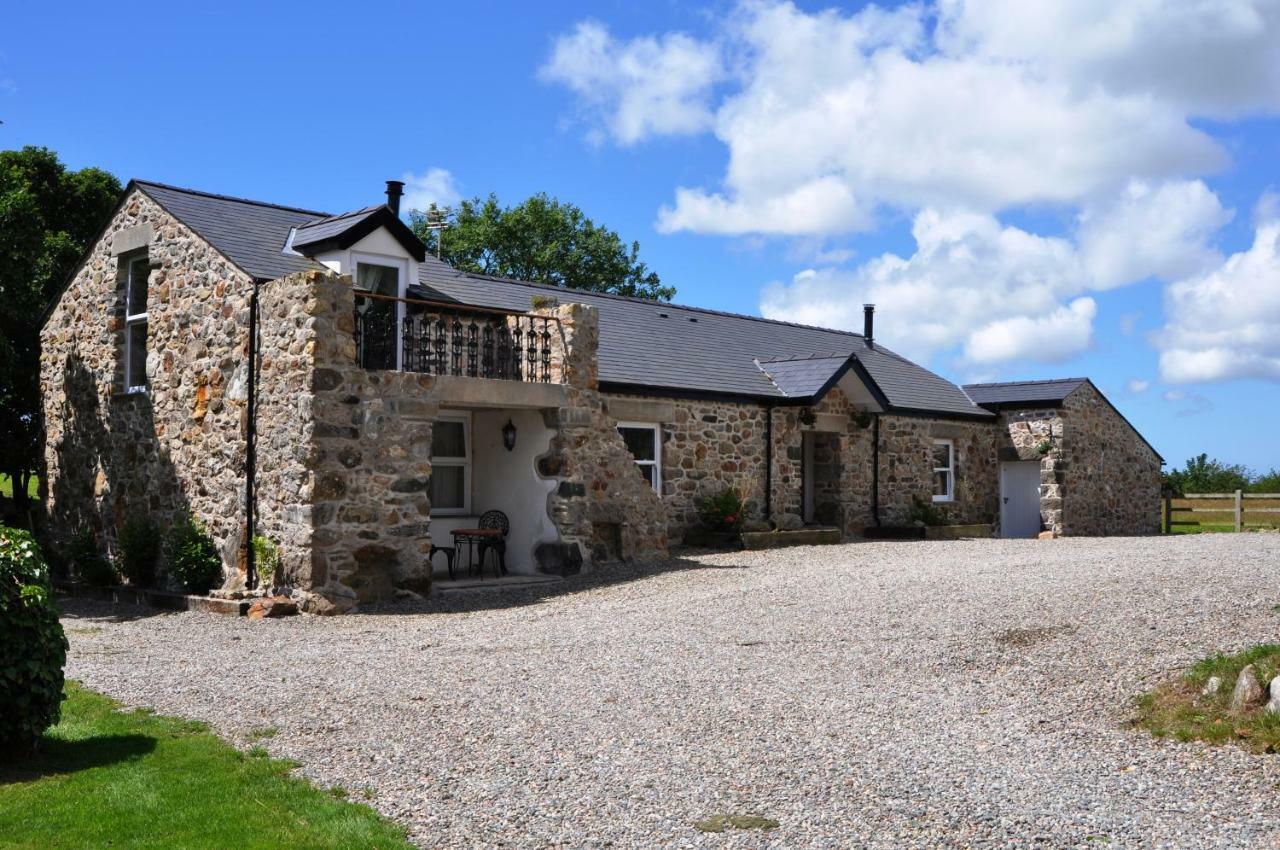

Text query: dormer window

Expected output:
[353,259,404,370]
[124,254,149,392]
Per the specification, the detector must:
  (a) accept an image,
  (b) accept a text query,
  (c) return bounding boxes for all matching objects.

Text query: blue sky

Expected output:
[4,1,1279,471]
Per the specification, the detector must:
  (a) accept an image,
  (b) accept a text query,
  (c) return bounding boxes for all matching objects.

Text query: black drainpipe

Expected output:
[764,402,775,527]
[871,413,882,527]
[244,280,261,590]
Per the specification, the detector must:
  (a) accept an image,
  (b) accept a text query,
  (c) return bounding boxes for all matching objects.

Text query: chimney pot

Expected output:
[863,303,875,346]
[385,180,405,216]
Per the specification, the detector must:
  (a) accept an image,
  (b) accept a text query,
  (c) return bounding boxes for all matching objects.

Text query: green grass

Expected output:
[1135,644,1280,751]
[0,683,413,850]
[0,473,38,501]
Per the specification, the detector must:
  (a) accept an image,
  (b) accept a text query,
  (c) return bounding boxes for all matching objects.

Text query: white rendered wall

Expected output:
[466,409,558,575]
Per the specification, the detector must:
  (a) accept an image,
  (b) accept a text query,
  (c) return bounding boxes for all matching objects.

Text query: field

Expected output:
[1166,495,1280,533]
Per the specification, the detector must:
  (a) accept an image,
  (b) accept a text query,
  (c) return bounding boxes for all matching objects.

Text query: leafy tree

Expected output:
[1251,469,1280,495]
[409,193,674,301]
[1163,454,1252,495]
[0,147,121,515]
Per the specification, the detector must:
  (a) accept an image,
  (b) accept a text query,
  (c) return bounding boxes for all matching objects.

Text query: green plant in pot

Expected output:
[66,529,116,588]
[699,487,747,533]
[251,535,282,590]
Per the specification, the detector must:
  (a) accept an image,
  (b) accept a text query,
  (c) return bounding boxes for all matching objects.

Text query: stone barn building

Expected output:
[39,179,1164,611]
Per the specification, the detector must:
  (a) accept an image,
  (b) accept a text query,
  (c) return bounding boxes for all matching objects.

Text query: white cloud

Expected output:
[760,208,1094,364]
[1078,179,1231,288]
[1127,378,1151,394]
[539,21,722,146]
[1157,216,1280,383]
[965,298,1097,364]
[544,1,1264,235]
[401,168,461,214]
[760,185,1232,366]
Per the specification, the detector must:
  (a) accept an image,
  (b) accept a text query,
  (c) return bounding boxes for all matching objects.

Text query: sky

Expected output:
[4,0,1279,471]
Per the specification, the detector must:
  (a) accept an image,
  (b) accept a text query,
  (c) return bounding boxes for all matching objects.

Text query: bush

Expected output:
[251,535,281,589]
[909,496,948,527]
[699,487,747,532]
[67,529,116,588]
[167,516,222,594]
[117,517,160,587]
[0,526,69,753]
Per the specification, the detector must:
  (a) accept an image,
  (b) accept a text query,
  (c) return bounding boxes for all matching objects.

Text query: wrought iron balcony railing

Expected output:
[354,293,561,383]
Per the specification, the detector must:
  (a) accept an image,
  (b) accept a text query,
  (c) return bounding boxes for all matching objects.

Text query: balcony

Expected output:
[354,293,562,382]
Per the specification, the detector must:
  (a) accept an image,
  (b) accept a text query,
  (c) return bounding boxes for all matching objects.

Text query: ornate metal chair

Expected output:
[476,510,509,577]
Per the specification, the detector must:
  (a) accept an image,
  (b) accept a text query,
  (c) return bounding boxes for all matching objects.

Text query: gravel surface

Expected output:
[65,534,1280,848]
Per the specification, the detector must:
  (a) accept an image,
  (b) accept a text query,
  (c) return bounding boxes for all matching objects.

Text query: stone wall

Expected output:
[257,271,436,612]
[601,386,998,537]
[539,304,669,573]
[40,187,254,584]
[1060,382,1162,535]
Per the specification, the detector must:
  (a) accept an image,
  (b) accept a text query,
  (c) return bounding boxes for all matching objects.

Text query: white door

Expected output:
[1000,461,1042,538]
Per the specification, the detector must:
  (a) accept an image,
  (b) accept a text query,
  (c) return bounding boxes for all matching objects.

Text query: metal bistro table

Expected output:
[450,527,505,578]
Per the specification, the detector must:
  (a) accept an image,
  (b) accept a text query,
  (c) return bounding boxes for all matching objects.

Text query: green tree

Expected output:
[1251,469,1280,494]
[1163,453,1252,495]
[0,147,121,515]
[409,193,674,301]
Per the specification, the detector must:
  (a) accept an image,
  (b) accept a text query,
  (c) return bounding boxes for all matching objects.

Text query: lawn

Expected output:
[0,683,413,850]
[0,473,38,501]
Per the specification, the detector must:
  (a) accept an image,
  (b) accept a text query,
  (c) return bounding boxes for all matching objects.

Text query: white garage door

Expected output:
[1000,461,1042,538]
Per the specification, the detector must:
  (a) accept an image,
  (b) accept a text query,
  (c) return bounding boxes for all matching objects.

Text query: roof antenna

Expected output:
[419,205,451,259]
[863,303,875,347]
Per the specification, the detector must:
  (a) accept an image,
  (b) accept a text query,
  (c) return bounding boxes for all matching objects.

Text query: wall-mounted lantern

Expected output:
[502,418,517,452]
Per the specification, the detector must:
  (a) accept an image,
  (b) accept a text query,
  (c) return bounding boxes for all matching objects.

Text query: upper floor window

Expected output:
[618,422,662,493]
[932,439,954,502]
[124,254,149,393]
[354,259,403,370]
[431,412,471,515]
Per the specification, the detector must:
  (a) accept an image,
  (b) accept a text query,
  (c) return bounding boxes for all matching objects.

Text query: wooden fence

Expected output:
[1163,491,1280,533]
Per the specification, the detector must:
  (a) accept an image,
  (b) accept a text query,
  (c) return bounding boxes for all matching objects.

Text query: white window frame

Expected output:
[352,251,408,371]
[430,411,472,516]
[932,439,955,503]
[617,421,662,494]
[123,254,149,393]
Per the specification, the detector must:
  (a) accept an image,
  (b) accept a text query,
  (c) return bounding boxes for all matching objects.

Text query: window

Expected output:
[618,422,662,493]
[123,255,149,392]
[932,439,954,502]
[431,412,471,514]
[354,258,403,371]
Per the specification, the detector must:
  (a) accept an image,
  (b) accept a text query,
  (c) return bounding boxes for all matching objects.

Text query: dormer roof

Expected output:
[291,205,427,261]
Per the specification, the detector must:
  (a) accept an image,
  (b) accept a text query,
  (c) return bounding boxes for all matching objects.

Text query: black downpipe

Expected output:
[871,413,881,527]
[764,403,774,527]
[244,282,260,590]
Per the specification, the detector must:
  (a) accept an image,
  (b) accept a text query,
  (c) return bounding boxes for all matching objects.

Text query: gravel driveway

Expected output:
[65,534,1280,848]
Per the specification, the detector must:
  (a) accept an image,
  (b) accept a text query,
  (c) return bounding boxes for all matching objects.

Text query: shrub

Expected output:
[67,529,116,588]
[251,535,282,589]
[117,517,160,587]
[167,516,222,594]
[0,526,69,753]
[909,496,948,527]
[699,487,747,533]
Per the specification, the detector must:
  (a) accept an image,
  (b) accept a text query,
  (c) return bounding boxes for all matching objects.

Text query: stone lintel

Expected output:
[430,375,568,410]
[110,223,153,256]
[606,397,676,424]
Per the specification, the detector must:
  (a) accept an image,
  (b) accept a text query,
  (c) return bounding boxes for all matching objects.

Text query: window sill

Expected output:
[111,388,149,399]
[931,496,954,504]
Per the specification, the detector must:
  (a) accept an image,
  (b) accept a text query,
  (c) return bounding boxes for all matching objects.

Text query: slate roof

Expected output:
[290,206,384,251]
[756,354,852,398]
[129,180,992,418]
[136,180,323,281]
[962,378,1088,408]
